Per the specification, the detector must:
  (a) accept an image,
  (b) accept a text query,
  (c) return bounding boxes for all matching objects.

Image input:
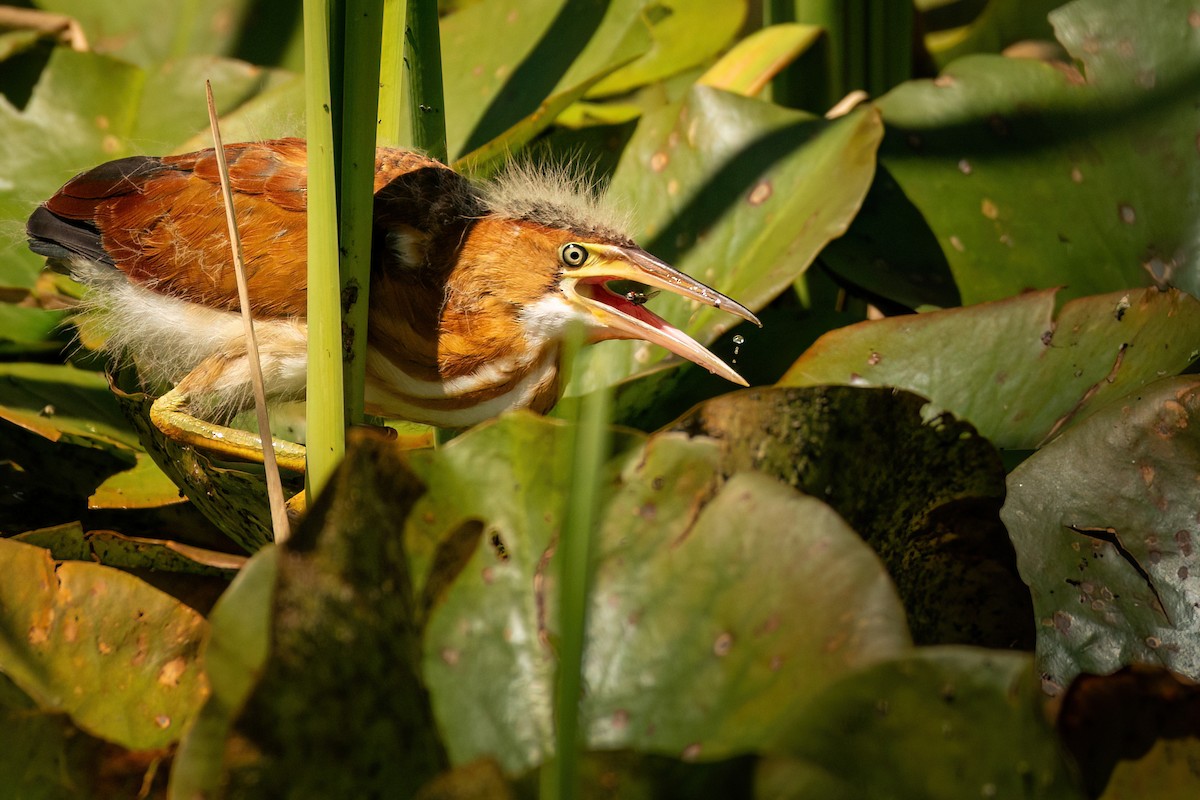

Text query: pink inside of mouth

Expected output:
[578,277,668,333]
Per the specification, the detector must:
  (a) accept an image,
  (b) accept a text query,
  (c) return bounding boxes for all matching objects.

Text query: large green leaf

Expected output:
[585,0,748,97]
[566,88,882,394]
[441,0,654,159]
[35,0,276,67]
[814,162,961,311]
[582,470,908,757]
[0,305,64,356]
[1002,377,1200,692]
[771,648,1084,799]
[408,413,908,774]
[0,362,138,450]
[876,0,1200,304]
[668,386,1026,647]
[782,287,1200,450]
[0,538,208,750]
[0,48,139,292]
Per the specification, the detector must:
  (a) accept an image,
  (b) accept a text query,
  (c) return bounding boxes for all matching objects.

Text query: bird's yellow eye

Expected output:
[559,242,588,268]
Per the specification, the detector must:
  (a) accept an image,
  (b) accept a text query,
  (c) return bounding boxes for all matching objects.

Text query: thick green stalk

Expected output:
[840,1,865,95]
[545,329,611,800]
[403,0,447,162]
[884,1,914,91]
[338,0,385,425]
[304,0,346,497]
[377,0,409,148]
[868,0,888,94]
[768,0,843,110]
[769,0,913,110]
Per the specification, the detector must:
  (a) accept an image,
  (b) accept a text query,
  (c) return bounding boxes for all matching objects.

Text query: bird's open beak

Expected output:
[561,245,762,386]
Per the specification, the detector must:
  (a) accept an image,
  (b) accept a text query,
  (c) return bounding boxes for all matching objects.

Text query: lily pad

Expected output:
[668,386,1025,647]
[585,0,747,98]
[697,23,822,99]
[408,414,908,774]
[453,59,633,178]
[0,363,190,508]
[566,87,882,394]
[442,0,653,159]
[1002,377,1200,692]
[0,361,137,450]
[0,304,64,356]
[924,0,1062,66]
[782,287,1200,450]
[778,648,1084,799]
[36,0,254,67]
[814,162,961,311]
[14,522,243,577]
[88,451,187,509]
[876,0,1200,304]
[583,470,909,759]
[0,538,208,750]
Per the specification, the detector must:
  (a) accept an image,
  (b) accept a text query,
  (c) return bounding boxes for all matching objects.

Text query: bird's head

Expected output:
[436,165,761,386]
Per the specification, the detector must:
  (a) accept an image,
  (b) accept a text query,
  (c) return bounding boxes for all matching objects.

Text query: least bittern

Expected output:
[27,138,759,471]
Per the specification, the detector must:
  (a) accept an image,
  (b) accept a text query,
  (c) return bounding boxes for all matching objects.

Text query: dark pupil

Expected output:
[565,245,584,265]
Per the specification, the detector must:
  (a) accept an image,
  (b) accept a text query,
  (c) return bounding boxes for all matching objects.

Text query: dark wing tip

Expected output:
[26,205,113,269]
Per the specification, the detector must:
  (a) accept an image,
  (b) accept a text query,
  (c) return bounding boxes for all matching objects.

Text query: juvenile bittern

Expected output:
[27,138,759,470]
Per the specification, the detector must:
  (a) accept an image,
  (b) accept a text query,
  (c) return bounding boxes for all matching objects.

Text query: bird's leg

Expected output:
[148,353,308,473]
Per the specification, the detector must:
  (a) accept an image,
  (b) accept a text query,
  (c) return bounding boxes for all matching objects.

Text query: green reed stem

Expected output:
[304,0,346,498]
[404,0,447,162]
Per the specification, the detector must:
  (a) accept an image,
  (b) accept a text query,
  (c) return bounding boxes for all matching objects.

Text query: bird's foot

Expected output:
[149,385,308,473]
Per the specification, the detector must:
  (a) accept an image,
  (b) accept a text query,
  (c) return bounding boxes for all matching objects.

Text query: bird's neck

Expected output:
[364,262,563,428]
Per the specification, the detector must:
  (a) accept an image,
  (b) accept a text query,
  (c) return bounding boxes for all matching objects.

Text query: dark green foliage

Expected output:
[1,1,1198,798]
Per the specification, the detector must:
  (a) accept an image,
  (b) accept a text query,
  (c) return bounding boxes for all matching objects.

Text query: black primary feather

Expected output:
[25,155,168,271]
[26,206,111,270]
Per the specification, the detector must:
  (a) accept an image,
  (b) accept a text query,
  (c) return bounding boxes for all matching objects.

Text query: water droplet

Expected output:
[731,334,744,364]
